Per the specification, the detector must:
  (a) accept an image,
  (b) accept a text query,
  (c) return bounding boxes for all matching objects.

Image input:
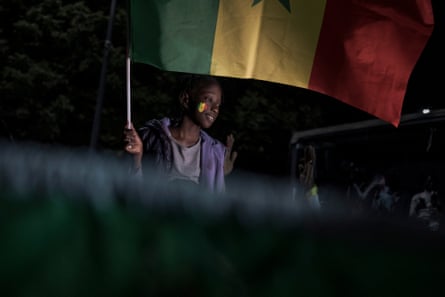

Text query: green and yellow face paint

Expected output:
[197,102,208,113]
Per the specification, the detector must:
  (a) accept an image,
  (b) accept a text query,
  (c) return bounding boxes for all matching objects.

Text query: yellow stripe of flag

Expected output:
[211,0,326,88]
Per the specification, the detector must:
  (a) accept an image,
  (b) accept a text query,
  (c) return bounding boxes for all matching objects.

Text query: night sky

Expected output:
[403,0,444,113]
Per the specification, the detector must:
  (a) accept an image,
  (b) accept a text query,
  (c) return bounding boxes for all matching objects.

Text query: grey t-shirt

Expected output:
[167,136,201,184]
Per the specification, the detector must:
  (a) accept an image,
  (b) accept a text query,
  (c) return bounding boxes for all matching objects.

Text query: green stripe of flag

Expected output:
[130,0,220,74]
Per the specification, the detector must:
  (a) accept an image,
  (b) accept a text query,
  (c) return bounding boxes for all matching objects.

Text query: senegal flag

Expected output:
[130,0,434,126]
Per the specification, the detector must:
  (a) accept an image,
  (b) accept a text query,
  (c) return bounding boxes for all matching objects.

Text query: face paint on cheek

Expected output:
[197,102,208,113]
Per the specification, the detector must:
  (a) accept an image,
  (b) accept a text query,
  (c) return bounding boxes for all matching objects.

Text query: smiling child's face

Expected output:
[188,81,222,129]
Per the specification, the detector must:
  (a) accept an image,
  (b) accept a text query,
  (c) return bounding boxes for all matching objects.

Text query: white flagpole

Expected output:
[126,0,132,129]
[126,52,131,128]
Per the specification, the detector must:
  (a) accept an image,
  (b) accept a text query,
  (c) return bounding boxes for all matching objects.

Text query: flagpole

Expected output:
[126,52,131,127]
[90,0,118,152]
[126,0,132,129]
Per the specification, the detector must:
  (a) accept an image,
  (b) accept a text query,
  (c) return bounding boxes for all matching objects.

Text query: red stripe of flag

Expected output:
[309,0,434,126]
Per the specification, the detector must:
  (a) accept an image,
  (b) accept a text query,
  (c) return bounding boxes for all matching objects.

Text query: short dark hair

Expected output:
[177,73,224,104]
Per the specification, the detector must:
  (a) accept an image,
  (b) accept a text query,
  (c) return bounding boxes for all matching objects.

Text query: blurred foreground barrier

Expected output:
[1,141,444,297]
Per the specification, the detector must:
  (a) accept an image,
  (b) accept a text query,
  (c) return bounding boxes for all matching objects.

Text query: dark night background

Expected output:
[1,2,445,296]
[0,0,443,177]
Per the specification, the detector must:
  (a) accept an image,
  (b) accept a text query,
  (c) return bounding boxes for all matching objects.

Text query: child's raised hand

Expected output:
[224,133,238,175]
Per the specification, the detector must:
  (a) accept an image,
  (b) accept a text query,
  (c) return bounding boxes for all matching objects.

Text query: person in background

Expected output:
[409,175,441,231]
[298,144,321,210]
[123,74,237,194]
[352,173,386,215]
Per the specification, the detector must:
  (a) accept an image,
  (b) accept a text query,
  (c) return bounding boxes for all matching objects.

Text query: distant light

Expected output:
[422,108,431,114]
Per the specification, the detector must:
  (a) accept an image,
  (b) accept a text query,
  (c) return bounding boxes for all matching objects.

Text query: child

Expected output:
[123,74,237,193]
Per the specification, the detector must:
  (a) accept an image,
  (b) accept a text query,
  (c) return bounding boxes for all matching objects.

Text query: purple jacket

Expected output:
[138,117,226,193]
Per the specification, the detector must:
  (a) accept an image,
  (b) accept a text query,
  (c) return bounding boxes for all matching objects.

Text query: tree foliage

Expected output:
[2,0,107,143]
